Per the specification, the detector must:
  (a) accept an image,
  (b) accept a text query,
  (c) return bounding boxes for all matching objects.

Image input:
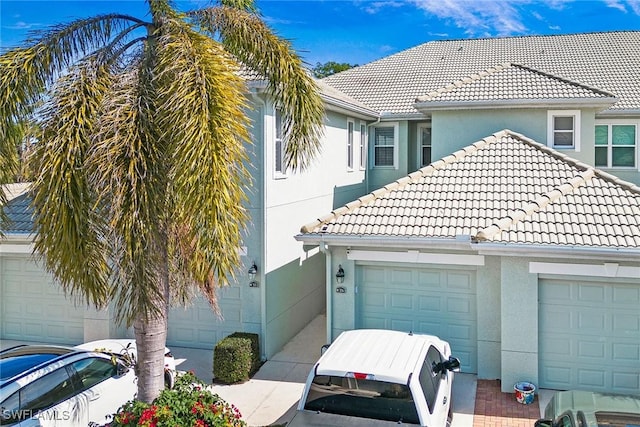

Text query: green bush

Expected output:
[213,333,259,384]
[108,371,245,426]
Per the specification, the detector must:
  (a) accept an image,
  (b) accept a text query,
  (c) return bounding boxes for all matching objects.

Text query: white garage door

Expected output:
[1,257,84,344]
[539,278,640,394]
[167,286,243,349]
[356,265,477,372]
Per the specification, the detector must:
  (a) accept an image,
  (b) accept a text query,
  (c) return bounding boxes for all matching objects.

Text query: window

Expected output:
[419,125,432,166]
[20,368,75,415]
[595,124,636,168]
[71,357,118,391]
[373,126,396,167]
[347,119,354,170]
[548,110,581,150]
[359,124,367,170]
[419,346,445,414]
[303,375,419,424]
[274,108,286,177]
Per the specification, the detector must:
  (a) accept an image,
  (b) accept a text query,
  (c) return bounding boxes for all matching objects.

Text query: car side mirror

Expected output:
[116,361,130,377]
[534,420,553,427]
[443,356,461,372]
[433,356,461,374]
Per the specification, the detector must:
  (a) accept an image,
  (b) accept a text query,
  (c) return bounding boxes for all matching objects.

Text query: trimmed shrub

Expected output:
[213,333,259,384]
[228,332,260,373]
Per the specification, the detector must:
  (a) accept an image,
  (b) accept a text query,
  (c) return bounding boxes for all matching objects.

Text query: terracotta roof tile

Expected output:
[299,130,640,249]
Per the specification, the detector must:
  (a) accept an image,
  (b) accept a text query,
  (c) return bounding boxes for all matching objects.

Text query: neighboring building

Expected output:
[2,32,640,396]
[295,31,640,395]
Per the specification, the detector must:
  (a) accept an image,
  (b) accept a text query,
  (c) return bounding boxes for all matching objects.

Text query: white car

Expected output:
[75,339,177,389]
[289,329,461,426]
[0,344,137,426]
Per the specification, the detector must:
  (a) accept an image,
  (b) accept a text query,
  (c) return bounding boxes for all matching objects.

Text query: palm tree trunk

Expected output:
[134,233,170,403]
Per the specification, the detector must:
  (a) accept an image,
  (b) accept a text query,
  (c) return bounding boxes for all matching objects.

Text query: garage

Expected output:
[167,287,243,349]
[356,264,477,372]
[539,277,640,394]
[1,256,85,344]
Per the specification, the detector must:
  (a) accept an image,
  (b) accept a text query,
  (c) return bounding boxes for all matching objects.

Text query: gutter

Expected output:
[296,234,640,261]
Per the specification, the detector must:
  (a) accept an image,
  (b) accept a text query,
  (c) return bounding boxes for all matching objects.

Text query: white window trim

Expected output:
[371,122,399,169]
[273,107,287,179]
[547,110,581,151]
[417,124,432,167]
[347,118,355,171]
[594,119,639,171]
[359,123,367,171]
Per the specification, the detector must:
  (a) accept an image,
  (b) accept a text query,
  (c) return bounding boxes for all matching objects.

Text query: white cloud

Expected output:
[604,0,628,12]
[623,0,640,13]
[408,0,528,36]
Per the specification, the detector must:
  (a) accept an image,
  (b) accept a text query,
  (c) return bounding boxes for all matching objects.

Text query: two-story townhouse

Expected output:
[0,82,377,361]
[297,31,640,395]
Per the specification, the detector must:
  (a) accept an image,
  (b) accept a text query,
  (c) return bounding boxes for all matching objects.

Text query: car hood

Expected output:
[75,339,171,355]
[547,390,640,419]
[288,410,417,427]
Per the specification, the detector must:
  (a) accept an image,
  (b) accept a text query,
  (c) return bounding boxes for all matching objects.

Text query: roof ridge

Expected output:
[299,131,508,234]
[474,130,640,242]
[475,168,596,241]
[417,62,616,103]
[509,63,617,98]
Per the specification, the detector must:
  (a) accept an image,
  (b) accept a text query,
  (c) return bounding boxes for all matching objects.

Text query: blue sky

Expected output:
[1,0,640,66]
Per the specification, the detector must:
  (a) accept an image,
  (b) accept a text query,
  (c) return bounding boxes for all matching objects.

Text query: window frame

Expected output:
[274,107,287,179]
[347,119,355,171]
[547,110,581,151]
[594,121,637,170]
[418,124,432,167]
[372,123,399,169]
[359,123,367,170]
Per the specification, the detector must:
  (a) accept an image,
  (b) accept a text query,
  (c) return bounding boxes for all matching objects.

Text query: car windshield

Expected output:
[303,375,420,424]
[594,411,640,427]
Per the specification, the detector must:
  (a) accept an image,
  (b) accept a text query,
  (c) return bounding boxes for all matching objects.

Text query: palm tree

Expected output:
[0,0,324,403]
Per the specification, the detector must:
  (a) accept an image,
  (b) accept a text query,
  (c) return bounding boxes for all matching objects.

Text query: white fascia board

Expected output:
[476,242,640,262]
[530,261,640,279]
[295,233,476,251]
[347,249,484,266]
[322,96,379,120]
[596,109,640,117]
[0,233,35,254]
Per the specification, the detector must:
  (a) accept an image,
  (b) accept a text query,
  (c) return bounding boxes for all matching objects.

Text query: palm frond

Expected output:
[31,60,113,308]
[192,6,325,171]
[153,16,251,302]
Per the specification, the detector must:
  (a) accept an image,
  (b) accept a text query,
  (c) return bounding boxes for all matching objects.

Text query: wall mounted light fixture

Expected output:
[248,262,258,287]
[336,265,345,284]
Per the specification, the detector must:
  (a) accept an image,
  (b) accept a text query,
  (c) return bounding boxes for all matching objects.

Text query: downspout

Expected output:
[249,88,268,360]
[319,242,332,344]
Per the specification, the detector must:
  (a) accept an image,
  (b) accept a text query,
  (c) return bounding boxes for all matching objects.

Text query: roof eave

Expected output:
[414,97,618,112]
[296,234,640,261]
[295,233,476,250]
[321,95,380,120]
[476,242,640,261]
[597,108,640,117]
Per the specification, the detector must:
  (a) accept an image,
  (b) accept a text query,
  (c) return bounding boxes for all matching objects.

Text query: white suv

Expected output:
[289,329,461,426]
[0,345,137,426]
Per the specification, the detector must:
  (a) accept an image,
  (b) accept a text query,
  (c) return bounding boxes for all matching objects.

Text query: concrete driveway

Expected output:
[170,315,552,427]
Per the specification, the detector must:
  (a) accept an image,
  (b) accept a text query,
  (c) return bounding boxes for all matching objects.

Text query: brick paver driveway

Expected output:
[473,380,541,427]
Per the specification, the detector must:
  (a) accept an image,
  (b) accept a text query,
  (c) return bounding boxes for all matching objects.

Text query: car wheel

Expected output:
[164,370,175,389]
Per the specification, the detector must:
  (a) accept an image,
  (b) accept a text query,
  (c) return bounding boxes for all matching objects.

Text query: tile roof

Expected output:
[1,192,33,234]
[414,63,616,108]
[323,31,640,115]
[299,130,640,249]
